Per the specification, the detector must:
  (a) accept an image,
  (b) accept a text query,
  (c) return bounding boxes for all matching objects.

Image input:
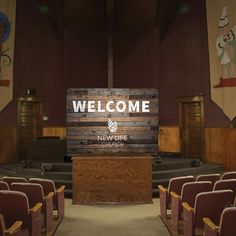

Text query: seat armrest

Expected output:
[203,218,219,236]
[55,186,65,220]
[170,191,180,199]
[44,192,54,200]
[56,185,65,193]
[158,185,169,221]
[182,202,195,236]
[182,202,194,212]
[4,221,23,235]
[30,202,42,213]
[30,203,42,236]
[171,191,182,233]
[203,218,219,230]
[158,185,168,193]
[44,192,54,234]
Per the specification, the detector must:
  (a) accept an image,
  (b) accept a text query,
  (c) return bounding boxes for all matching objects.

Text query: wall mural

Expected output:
[66,88,158,156]
[0,0,16,112]
[206,0,236,121]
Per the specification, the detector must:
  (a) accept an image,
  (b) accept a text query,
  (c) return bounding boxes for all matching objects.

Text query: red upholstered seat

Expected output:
[196,174,221,185]
[0,214,23,236]
[213,179,236,197]
[29,178,65,220]
[221,171,236,180]
[158,175,194,222]
[0,190,42,236]
[171,181,213,233]
[11,183,54,234]
[2,177,27,186]
[182,190,234,236]
[204,207,236,236]
[0,182,9,190]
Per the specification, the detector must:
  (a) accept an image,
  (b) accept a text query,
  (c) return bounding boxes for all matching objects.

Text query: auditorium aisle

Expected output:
[55,198,170,236]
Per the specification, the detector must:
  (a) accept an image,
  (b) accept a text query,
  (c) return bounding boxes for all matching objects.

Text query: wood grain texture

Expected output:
[43,127,66,138]
[158,126,180,152]
[0,126,16,164]
[67,88,158,156]
[205,128,231,169]
[179,96,204,159]
[17,96,43,160]
[72,155,153,204]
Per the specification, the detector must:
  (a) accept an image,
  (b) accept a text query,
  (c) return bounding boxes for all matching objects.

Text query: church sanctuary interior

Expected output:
[1,0,236,235]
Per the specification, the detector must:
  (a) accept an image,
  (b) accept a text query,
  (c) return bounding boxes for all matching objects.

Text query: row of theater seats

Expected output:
[0,176,65,236]
[158,171,236,236]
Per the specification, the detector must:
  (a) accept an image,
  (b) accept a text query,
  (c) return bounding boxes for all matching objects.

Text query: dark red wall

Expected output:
[0,0,232,127]
[0,0,107,126]
[0,0,64,126]
[113,27,159,89]
[158,0,230,126]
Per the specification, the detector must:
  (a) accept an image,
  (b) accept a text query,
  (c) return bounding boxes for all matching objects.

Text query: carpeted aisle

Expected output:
[55,198,170,236]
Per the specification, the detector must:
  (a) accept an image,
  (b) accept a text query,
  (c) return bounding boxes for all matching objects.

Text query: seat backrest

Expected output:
[10,183,44,209]
[196,174,220,185]
[219,207,236,236]
[194,190,234,229]
[29,178,56,196]
[0,182,9,191]
[221,171,236,180]
[168,176,194,196]
[0,190,29,229]
[181,181,213,208]
[2,177,27,186]
[213,179,236,197]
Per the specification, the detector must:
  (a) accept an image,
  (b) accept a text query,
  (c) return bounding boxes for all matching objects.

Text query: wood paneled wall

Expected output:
[0,127,16,164]
[2,125,236,171]
[37,126,236,170]
[158,126,180,153]
[205,128,236,170]
[42,127,66,138]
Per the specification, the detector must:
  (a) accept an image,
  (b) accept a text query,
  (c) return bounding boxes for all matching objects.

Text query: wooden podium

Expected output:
[72,155,153,204]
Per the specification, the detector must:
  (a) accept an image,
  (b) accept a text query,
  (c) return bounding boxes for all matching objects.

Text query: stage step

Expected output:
[0,155,225,199]
[51,178,72,189]
[152,163,224,179]
[42,171,72,180]
[153,158,197,171]
[46,163,72,172]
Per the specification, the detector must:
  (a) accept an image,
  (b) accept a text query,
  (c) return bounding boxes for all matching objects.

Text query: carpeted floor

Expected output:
[55,198,170,236]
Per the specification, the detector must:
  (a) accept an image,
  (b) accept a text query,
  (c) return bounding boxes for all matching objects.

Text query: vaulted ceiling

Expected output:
[38,0,183,40]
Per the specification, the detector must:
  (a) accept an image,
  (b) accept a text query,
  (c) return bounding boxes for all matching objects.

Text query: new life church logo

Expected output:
[108,119,118,133]
[72,100,150,147]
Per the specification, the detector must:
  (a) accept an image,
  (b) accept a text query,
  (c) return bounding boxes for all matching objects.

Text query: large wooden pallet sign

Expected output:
[66,88,158,156]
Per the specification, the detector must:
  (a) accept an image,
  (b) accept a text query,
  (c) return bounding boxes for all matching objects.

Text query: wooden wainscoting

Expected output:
[158,126,180,153]
[205,128,236,170]
[0,126,16,164]
[42,127,66,139]
[39,126,236,171]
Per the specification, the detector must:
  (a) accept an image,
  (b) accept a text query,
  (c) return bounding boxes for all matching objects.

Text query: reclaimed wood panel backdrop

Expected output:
[66,88,158,156]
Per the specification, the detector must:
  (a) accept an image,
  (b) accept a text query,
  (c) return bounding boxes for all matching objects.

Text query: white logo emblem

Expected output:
[108,119,118,133]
